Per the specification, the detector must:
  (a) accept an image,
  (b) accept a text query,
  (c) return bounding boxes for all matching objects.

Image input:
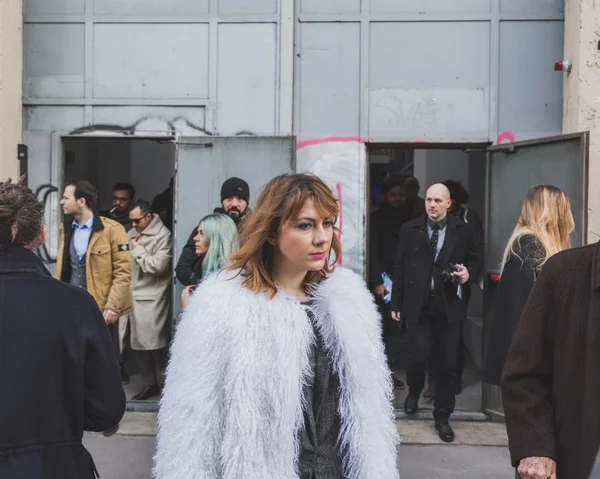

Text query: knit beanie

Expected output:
[220,177,250,203]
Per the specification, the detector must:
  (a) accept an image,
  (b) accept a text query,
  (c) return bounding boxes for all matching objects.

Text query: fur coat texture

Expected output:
[154,266,400,479]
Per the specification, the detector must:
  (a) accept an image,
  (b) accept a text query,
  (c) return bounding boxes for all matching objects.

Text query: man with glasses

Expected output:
[126,200,172,400]
[101,182,136,232]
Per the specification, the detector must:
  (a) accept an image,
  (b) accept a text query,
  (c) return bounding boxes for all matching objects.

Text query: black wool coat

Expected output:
[484,234,544,386]
[368,204,409,289]
[0,245,126,479]
[391,214,480,323]
[502,242,600,479]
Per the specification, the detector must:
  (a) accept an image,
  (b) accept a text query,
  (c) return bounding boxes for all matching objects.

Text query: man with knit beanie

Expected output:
[175,177,251,286]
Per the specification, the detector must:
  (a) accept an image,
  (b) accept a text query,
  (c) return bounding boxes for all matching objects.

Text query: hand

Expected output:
[181,285,195,309]
[374,284,388,299]
[103,309,119,324]
[391,311,401,322]
[517,457,556,479]
[131,236,142,249]
[451,264,470,285]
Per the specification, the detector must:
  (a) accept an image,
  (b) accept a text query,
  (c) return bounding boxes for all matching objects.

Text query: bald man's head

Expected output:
[425,183,452,222]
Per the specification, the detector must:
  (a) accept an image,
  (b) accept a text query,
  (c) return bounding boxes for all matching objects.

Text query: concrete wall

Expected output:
[562,0,600,242]
[0,0,22,182]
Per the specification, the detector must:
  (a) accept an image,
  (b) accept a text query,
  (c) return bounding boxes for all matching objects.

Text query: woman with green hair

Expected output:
[181,213,238,308]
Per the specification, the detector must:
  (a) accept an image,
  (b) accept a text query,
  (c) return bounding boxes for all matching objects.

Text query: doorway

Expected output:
[61,136,176,410]
[367,134,589,419]
[368,144,487,418]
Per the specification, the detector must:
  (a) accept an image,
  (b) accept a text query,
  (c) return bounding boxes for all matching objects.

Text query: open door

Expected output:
[172,136,296,322]
[482,132,589,417]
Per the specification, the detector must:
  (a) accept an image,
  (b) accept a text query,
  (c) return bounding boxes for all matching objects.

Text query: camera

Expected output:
[440,263,462,287]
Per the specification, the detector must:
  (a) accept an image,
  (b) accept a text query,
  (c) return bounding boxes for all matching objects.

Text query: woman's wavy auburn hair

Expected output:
[228,173,341,297]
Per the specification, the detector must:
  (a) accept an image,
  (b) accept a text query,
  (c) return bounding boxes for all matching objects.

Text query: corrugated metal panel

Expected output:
[94,0,209,15]
[217,24,277,134]
[218,0,276,14]
[298,23,361,137]
[500,0,564,15]
[370,0,490,13]
[93,24,210,99]
[498,21,564,139]
[24,0,84,16]
[24,24,85,99]
[369,22,490,141]
[24,106,85,131]
[300,0,360,14]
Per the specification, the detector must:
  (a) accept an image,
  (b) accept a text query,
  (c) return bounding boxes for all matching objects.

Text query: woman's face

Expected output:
[194,222,208,255]
[274,199,335,274]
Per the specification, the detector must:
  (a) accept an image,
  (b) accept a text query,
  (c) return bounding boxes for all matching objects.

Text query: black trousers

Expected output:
[406,294,461,420]
[376,298,405,369]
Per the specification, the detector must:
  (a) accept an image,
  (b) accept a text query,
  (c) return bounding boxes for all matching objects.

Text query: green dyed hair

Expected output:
[199,213,239,276]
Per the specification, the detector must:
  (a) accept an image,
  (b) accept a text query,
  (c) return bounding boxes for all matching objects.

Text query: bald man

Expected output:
[391,183,480,442]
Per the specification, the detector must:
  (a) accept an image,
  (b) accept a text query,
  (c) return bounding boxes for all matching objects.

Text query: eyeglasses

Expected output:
[130,217,145,224]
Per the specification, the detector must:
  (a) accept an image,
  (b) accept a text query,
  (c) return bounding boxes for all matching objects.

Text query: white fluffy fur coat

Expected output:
[154,266,400,479]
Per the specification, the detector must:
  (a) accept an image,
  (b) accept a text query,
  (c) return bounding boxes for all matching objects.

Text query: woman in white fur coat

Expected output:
[154,173,400,479]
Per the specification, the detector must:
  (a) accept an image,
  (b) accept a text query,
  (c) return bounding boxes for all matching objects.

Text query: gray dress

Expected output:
[298,301,344,479]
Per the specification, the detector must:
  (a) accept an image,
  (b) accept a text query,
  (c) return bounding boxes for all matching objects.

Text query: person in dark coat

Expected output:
[0,177,125,479]
[175,177,251,286]
[484,185,574,386]
[425,180,485,398]
[369,175,409,388]
[391,183,480,442]
[501,240,600,479]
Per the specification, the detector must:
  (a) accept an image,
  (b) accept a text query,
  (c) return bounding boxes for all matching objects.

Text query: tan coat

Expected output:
[56,215,133,315]
[125,215,172,350]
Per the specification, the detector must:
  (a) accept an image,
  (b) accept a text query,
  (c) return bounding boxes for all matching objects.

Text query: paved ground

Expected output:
[84,413,515,478]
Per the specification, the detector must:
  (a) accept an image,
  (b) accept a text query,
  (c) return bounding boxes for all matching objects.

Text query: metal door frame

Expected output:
[482,131,590,419]
[171,135,297,330]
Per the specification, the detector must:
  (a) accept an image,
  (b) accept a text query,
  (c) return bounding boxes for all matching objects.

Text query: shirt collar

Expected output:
[427,215,448,230]
[72,216,94,230]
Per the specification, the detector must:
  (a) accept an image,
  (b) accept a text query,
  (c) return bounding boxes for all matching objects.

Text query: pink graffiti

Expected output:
[335,183,343,265]
[296,137,365,267]
[497,132,515,144]
[296,136,364,150]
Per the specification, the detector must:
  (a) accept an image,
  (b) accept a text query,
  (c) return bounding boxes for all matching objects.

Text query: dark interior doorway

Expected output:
[367,144,487,418]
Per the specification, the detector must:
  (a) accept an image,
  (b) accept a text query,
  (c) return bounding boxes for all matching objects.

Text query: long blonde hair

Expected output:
[501,185,574,272]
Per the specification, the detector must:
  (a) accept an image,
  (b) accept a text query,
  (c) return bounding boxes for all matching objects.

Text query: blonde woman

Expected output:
[484,185,574,386]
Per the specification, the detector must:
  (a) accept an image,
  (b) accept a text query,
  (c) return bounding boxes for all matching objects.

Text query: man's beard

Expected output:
[226,207,242,219]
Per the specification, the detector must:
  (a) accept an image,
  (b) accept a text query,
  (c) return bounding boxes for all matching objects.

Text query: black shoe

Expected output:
[132,384,161,401]
[435,420,455,443]
[103,424,119,437]
[121,368,130,386]
[404,392,419,415]
[393,377,405,390]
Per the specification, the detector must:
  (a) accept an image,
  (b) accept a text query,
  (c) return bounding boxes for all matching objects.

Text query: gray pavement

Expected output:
[84,434,514,479]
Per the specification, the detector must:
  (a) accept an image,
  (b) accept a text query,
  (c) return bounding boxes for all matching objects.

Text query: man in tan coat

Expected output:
[57,180,133,436]
[127,200,172,400]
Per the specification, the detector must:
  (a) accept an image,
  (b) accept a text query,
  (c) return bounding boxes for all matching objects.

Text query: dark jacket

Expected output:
[453,207,484,273]
[0,245,126,479]
[368,203,409,288]
[175,207,247,286]
[484,235,544,385]
[502,242,600,479]
[391,214,480,323]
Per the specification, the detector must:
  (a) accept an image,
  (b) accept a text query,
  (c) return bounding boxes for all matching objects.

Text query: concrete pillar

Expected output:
[0,0,22,182]
[562,0,600,242]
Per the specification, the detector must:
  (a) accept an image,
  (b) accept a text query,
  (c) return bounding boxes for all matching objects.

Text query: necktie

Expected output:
[430,222,440,258]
